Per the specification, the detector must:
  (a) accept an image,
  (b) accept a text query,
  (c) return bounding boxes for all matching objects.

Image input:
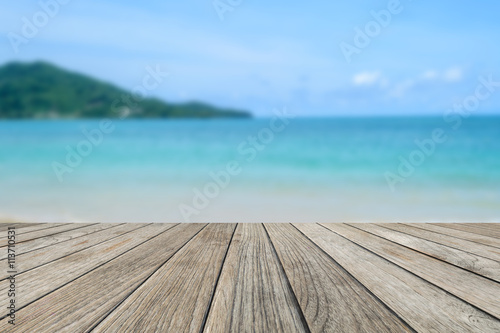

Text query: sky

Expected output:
[1,0,500,117]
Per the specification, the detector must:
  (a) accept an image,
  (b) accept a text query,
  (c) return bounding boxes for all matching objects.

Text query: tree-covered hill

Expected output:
[0,61,251,119]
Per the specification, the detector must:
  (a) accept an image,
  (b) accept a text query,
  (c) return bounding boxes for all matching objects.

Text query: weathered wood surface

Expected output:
[380,223,500,262]
[0,223,146,280]
[0,223,41,233]
[0,223,63,235]
[434,223,500,240]
[204,224,308,333]
[322,223,500,319]
[93,224,235,333]
[302,223,500,333]
[465,223,500,231]
[264,223,413,332]
[0,224,206,332]
[0,223,499,333]
[0,224,176,313]
[0,223,93,247]
[409,223,500,248]
[0,223,121,260]
[349,223,500,282]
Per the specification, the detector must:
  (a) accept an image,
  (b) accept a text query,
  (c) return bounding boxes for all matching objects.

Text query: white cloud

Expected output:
[387,67,464,98]
[443,67,463,82]
[418,68,463,82]
[388,79,414,98]
[421,70,437,80]
[352,71,381,86]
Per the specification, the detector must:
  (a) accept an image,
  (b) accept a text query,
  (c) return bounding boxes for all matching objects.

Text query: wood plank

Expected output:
[203,224,308,333]
[381,223,500,262]
[0,223,20,232]
[0,223,206,332]
[0,223,122,260]
[349,223,500,282]
[0,223,64,237]
[322,223,500,319]
[0,223,94,247]
[409,223,500,249]
[464,223,500,231]
[3,223,63,234]
[0,223,146,280]
[92,223,236,333]
[434,223,500,239]
[0,224,175,314]
[0,223,41,232]
[264,223,413,333]
[299,223,500,332]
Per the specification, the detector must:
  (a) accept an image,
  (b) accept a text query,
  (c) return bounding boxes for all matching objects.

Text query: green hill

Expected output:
[0,61,251,119]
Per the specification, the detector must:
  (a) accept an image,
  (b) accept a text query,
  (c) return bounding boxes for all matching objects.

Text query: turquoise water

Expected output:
[0,117,499,222]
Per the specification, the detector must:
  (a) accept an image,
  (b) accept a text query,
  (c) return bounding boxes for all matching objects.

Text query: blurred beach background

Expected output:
[1,117,499,222]
[0,1,499,222]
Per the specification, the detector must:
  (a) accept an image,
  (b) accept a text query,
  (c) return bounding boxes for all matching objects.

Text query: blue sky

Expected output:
[1,0,500,116]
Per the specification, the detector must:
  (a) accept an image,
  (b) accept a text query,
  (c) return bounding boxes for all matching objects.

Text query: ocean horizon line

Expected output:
[2,113,500,121]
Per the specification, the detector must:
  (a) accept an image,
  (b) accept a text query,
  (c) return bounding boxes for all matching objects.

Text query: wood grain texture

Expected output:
[1,223,499,332]
[0,224,175,314]
[434,223,500,239]
[409,223,500,249]
[0,223,206,333]
[0,223,146,280]
[0,223,64,238]
[0,223,41,232]
[0,223,93,247]
[322,223,500,319]
[350,223,500,282]
[304,223,500,333]
[204,224,308,333]
[264,223,413,333]
[0,223,121,260]
[464,223,500,231]
[381,223,500,262]
[92,223,235,333]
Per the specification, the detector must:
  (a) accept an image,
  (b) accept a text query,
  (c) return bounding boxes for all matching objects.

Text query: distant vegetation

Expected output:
[0,61,251,119]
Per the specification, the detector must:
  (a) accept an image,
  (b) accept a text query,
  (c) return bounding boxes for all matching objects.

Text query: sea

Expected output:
[0,116,499,222]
